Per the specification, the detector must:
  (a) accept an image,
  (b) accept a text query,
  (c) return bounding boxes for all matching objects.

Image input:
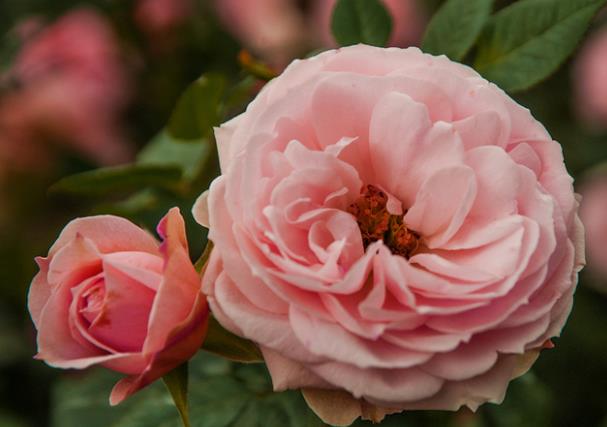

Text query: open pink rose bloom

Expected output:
[195,45,584,424]
[28,208,208,404]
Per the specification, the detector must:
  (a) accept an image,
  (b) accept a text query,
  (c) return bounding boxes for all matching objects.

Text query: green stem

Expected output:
[163,363,191,427]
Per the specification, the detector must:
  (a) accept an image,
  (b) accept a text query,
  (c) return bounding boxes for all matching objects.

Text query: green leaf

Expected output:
[51,353,323,427]
[51,367,182,427]
[474,0,607,92]
[137,131,212,182]
[0,29,21,76]
[480,372,553,427]
[0,412,27,427]
[49,164,182,197]
[331,0,393,47]
[201,316,264,363]
[422,0,493,60]
[168,73,226,141]
[163,363,191,427]
[223,76,258,114]
[92,189,160,217]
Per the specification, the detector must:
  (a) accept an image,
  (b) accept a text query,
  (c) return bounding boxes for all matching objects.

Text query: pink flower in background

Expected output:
[311,0,426,48]
[214,0,307,67]
[0,9,132,168]
[134,0,193,38]
[579,174,607,283]
[214,0,426,67]
[28,208,208,404]
[574,28,607,128]
[195,45,584,425]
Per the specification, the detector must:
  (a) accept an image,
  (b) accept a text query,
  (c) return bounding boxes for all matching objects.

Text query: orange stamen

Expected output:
[347,185,420,258]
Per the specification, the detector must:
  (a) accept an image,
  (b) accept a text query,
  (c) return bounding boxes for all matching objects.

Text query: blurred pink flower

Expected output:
[0,9,132,169]
[134,0,193,38]
[579,174,607,281]
[214,0,426,67]
[574,28,607,128]
[214,0,307,67]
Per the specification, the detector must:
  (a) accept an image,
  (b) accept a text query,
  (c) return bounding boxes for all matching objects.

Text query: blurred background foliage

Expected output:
[0,0,607,426]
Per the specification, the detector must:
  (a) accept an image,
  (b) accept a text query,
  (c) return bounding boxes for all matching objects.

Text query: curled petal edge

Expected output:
[301,348,542,425]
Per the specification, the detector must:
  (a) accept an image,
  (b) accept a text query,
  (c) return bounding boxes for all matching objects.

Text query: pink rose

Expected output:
[195,45,584,425]
[28,208,208,404]
[573,28,607,127]
[0,9,132,168]
[579,174,607,284]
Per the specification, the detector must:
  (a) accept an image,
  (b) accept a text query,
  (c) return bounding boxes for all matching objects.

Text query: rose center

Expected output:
[79,280,106,325]
[347,185,420,258]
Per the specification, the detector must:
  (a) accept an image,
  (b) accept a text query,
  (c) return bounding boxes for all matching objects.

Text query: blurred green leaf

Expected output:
[92,189,160,217]
[163,363,191,427]
[0,309,27,367]
[0,411,27,427]
[474,0,607,92]
[0,35,19,77]
[52,369,137,427]
[422,0,493,60]
[49,164,182,197]
[52,353,323,427]
[137,131,212,181]
[480,372,553,427]
[331,0,393,47]
[201,316,263,363]
[223,76,258,114]
[168,73,226,141]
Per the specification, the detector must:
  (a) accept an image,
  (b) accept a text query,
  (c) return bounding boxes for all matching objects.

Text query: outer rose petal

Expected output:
[110,290,208,405]
[302,388,401,426]
[28,257,51,328]
[192,190,210,228]
[214,114,243,173]
[144,208,208,355]
[48,215,159,257]
[107,208,209,405]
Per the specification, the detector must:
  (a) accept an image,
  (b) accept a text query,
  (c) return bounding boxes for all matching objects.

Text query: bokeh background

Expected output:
[1,1,607,426]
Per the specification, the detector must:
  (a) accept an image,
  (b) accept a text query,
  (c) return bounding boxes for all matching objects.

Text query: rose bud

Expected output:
[28,207,208,404]
[194,45,584,425]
